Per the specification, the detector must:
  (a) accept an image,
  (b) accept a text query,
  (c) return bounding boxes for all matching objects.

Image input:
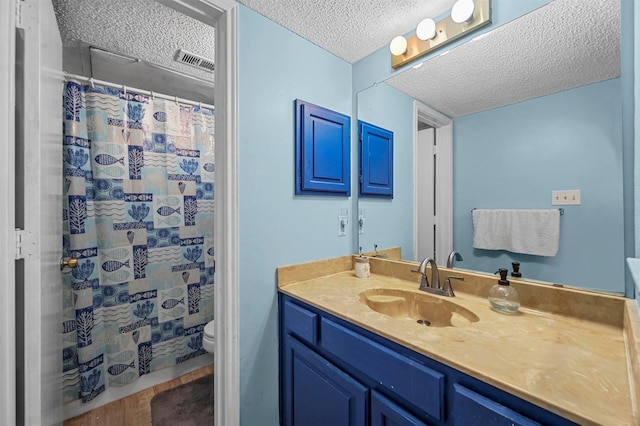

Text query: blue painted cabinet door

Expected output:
[359,120,394,198]
[283,335,368,426]
[452,384,541,426]
[295,100,351,196]
[370,390,429,426]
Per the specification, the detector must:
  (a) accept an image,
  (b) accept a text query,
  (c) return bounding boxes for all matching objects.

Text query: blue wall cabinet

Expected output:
[279,293,578,426]
[295,99,351,196]
[359,120,394,198]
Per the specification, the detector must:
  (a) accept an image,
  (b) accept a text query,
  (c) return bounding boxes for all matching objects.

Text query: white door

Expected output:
[416,127,436,261]
[18,0,64,424]
[433,124,453,266]
[0,1,18,424]
[414,102,453,266]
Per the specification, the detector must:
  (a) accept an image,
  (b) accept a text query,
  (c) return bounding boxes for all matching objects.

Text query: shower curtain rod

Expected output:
[63,72,215,110]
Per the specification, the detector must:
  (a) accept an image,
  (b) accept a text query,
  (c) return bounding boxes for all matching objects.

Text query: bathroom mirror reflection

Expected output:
[356,0,625,294]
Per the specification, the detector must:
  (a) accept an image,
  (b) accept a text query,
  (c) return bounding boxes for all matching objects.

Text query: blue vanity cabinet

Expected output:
[279,294,578,426]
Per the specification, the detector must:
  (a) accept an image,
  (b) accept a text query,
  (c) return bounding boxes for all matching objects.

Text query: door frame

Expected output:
[156,1,240,424]
[413,101,453,266]
[210,2,240,424]
[1,0,240,425]
[0,1,17,425]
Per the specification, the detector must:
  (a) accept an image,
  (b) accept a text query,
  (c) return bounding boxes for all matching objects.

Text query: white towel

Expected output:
[472,209,560,257]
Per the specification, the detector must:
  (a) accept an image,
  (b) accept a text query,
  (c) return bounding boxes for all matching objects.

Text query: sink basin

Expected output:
[359,288,479,328]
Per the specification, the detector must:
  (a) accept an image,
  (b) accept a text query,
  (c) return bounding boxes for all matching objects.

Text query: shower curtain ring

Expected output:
[89,78,95,88]
[123,85,127,95]
[175,95,179,105]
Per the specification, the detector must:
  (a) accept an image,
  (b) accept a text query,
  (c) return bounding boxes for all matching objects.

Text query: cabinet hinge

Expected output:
[14,228,38,260]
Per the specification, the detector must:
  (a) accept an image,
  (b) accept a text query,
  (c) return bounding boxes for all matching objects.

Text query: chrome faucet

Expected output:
[413,257,439,292]
[413,257,462,297]
[446,251,463,268]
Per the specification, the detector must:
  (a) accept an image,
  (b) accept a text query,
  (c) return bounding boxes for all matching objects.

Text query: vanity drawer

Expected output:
[282,299,318,345]
[321,317,445,422]
[453,384,540,426]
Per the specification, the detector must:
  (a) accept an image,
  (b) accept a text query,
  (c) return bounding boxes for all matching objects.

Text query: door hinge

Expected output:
[14,228,38,260]
[15,0,22,29]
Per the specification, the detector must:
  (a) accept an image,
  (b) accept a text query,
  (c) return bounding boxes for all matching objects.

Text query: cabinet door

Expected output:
[452,384,541,426]
[371,390,429,426]
[282,335,368,426]
[295,99,351,196]
[359,120,394,198]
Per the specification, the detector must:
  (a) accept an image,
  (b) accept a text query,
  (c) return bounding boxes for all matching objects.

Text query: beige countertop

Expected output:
[277,255,639,426]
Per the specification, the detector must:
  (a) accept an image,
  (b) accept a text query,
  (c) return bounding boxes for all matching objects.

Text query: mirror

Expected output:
[356,0,624,294]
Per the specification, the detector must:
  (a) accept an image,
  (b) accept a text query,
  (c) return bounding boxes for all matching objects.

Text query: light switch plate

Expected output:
[552,190,581,205]
[338,215,348,236]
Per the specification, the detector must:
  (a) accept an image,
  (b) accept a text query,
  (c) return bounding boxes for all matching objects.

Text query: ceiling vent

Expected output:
[175,49,215,72]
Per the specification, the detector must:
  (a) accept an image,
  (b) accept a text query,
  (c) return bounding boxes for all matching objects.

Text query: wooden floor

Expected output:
[64,364,214,426]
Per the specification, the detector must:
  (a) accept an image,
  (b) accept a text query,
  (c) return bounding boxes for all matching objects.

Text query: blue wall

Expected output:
[632,0,640,306]
[238,6,353,424]
[357,83,415,258]
[634,0,639,255]
[453,78,624,293]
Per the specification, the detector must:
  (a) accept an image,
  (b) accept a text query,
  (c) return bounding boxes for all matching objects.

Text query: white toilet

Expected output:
[203,320,215,354]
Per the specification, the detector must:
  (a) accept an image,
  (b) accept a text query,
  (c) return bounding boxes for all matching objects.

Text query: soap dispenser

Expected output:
[488,268,520,314]
[511,262,522,278]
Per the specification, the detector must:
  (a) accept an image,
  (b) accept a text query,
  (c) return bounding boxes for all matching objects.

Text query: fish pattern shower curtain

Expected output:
[61,80,215,404]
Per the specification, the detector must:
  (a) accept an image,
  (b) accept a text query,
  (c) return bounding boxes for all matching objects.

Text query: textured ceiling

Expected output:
[237,0,458,63]
[385,0,620,118]
[51,0,620,117]
[52,0,215,81]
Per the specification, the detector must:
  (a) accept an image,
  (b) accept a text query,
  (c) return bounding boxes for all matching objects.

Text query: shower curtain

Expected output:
[61,80,215,404]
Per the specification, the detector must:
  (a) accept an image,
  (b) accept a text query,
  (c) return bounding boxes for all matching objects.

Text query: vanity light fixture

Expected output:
[389,35,408,55]
[451,0,476,24]
[390,0,491,69]
[416,18,437,41]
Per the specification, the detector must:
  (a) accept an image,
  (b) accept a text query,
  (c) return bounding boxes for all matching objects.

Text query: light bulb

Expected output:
[389,35,408,56]
[416,18,436,40]
[451,0,475,24]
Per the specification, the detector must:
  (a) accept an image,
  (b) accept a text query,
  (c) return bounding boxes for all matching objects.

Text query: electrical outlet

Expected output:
[551,190,581,205]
